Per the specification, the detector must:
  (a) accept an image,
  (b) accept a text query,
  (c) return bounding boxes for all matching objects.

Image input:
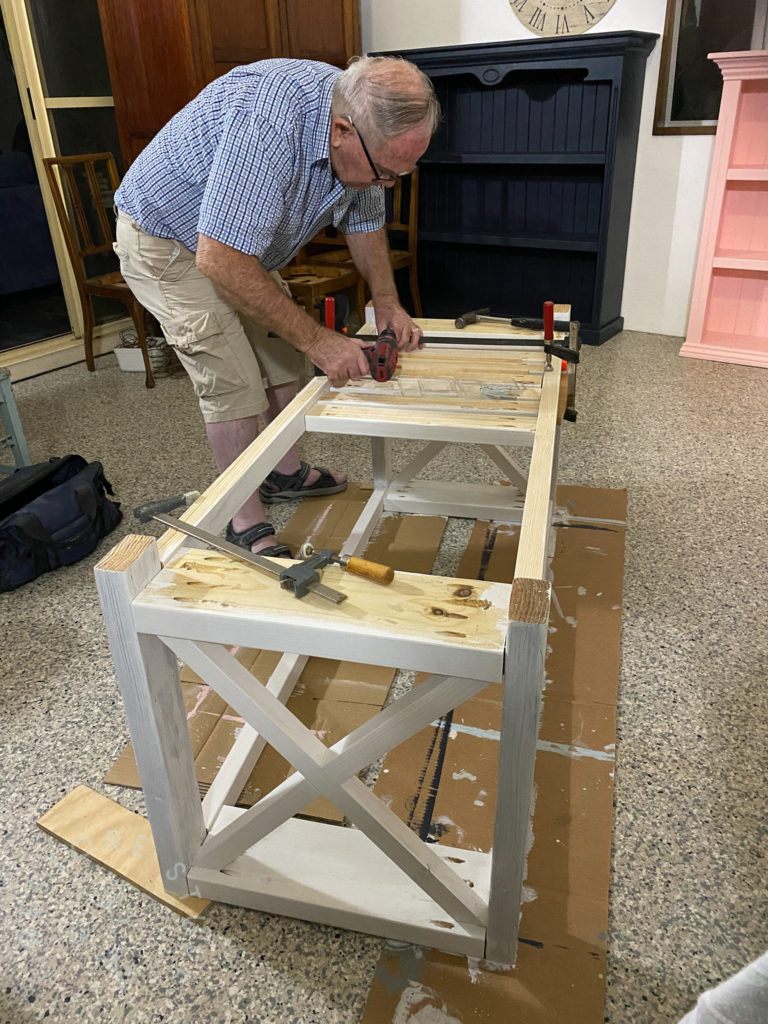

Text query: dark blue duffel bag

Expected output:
[0,455,122,592]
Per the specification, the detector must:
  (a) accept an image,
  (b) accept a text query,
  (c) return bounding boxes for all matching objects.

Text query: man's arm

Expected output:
[195,234,370,385]
[344,229,423,351]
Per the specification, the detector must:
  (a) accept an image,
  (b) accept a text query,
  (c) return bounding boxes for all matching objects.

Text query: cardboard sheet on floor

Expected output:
[362,485,625,1023]
[105,486,447,823]
[37,785,210,918]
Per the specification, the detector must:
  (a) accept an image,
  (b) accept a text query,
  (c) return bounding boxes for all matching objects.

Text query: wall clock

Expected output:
[509,0,618,37]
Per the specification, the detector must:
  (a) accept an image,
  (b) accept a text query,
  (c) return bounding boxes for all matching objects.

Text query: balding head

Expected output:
[331,56,440,147]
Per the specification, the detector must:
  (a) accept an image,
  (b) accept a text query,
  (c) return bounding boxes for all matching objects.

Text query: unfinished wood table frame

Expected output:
[95,321,565,964]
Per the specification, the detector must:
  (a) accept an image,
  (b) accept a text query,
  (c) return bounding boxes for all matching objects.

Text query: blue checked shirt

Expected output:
[115,59,385,269]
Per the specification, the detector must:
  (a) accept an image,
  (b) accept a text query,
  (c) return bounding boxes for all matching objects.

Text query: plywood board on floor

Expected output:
[37,785,210,918]
[363,486,626,1023]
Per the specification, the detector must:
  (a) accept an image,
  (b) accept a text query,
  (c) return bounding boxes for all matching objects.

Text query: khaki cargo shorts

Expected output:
[114,209,303,422]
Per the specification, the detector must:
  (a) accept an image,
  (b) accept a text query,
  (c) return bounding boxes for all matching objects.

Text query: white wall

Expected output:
[361,0,714,337]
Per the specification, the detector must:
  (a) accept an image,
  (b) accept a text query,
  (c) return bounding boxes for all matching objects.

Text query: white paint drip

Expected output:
[442,721,614,762]
[521,884,537,904]
[393,982,463,1024]
[577,586,587,596]
[451,769,477,782]
[444,721,500,742]
[538,738,614,761]
[432,814,465,844]
[549,586,578,627]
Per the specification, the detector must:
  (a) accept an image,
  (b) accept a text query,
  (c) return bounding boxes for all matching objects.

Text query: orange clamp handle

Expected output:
[344,557,395,585]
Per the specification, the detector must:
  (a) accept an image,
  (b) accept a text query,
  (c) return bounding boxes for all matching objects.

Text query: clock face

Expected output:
[509,0,618,37]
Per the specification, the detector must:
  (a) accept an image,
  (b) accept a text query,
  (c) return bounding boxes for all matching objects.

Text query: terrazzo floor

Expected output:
[1,331,767,1023]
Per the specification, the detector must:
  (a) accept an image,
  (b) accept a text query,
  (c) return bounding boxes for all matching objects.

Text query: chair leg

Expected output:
[81,293,96,372]
[355,278,367,327]
[408,262,423,318]
[129,301,155,389]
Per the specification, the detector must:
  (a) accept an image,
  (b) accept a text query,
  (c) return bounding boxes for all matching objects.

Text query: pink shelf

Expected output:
[681,51,768,368]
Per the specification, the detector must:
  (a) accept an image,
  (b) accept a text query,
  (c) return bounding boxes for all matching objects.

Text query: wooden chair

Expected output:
[305,171,422,316]
[279,262,367,326]
[43,153,155,388]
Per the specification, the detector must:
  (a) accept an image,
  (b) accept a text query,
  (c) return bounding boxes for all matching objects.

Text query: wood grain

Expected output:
[38,786,209,917]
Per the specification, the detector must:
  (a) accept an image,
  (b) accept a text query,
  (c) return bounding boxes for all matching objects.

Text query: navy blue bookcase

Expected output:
[374,32,657,344]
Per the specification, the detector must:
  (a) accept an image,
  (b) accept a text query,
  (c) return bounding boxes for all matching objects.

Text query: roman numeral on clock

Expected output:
[529,6,546,30]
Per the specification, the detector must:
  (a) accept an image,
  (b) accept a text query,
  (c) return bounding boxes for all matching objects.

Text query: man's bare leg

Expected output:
[265,380,347,486]
[205,386,345,552]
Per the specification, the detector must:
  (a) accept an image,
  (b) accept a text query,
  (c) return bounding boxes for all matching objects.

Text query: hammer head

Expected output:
[454,308,491,330]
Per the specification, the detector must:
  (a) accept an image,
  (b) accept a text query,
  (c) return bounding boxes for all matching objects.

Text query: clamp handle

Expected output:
[343,556,394,585]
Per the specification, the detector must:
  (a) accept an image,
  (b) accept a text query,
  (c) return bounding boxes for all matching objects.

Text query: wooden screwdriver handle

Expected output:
[344,557,395,585]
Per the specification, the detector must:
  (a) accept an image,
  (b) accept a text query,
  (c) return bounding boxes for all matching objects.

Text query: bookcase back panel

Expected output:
[732,85,768,167]
[717,183,768,257]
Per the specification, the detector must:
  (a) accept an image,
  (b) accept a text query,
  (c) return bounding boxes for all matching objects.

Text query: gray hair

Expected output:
[331,56,440,144]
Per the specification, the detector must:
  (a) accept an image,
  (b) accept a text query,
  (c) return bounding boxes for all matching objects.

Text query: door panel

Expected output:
[97,0,204,164]
[282,0,360,67]
[202,0,282,78]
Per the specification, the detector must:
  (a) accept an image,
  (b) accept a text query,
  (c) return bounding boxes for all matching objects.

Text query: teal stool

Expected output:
[0,367,31,475]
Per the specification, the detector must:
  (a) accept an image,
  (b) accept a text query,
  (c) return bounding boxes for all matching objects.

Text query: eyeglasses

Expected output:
[343,115,413,185]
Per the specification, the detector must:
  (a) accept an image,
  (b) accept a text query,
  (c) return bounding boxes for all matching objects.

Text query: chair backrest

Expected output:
[385,170,419,257]
[304,169,420,258]
[43,153,122,284]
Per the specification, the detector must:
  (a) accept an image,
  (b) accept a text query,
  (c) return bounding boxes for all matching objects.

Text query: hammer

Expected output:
[133,490,200,523]
[455,307,572,331]
[454,308,512,329]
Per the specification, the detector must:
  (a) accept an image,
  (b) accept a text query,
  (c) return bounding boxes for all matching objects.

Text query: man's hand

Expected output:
[305,328,371,386]
[375,303,423,352]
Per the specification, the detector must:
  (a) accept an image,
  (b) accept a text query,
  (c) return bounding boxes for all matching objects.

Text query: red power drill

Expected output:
[364,327,399,383]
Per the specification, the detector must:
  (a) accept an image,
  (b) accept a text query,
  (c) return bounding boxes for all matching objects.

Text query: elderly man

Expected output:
[114,56,439,556]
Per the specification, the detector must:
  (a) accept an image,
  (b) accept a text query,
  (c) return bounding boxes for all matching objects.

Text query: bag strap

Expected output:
[11,513,53,576]
[75,482,104,533]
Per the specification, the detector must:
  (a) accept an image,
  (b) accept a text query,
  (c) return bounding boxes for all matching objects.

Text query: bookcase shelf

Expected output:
[421,153,607,166]
[374,32,658,344]
[419,230,599,253]
[681,52,768,369]
[726,168,768,181]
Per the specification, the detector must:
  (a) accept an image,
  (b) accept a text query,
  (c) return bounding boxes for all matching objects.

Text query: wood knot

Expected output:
[454,586,474,597]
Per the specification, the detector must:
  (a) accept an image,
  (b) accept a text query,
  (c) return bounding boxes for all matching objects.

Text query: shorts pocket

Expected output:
[135,232,193,283]
[161,311,248,399]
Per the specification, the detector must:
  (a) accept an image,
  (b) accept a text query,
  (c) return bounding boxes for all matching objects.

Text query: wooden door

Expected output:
[193,0,283,83]
[97,0,206,165]
[98,0,361,166]
[281,0,360,68]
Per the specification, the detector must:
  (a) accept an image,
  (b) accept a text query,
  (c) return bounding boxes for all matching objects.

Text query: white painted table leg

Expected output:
[485,577,551,964]
[94,536,205,894]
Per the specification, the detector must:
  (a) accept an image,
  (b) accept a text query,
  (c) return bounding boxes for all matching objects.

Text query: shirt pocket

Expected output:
[161,311,248,399]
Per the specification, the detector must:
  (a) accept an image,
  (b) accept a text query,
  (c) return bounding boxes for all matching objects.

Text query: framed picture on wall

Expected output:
[653,0,768,134]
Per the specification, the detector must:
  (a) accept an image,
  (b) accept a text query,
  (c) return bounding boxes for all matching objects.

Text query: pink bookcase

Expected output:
[681,51,768,368]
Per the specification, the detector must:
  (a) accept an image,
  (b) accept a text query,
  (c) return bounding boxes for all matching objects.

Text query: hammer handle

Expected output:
[344,557,395,585]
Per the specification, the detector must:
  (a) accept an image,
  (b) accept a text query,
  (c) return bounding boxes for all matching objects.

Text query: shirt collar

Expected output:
[308,75,336,166]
